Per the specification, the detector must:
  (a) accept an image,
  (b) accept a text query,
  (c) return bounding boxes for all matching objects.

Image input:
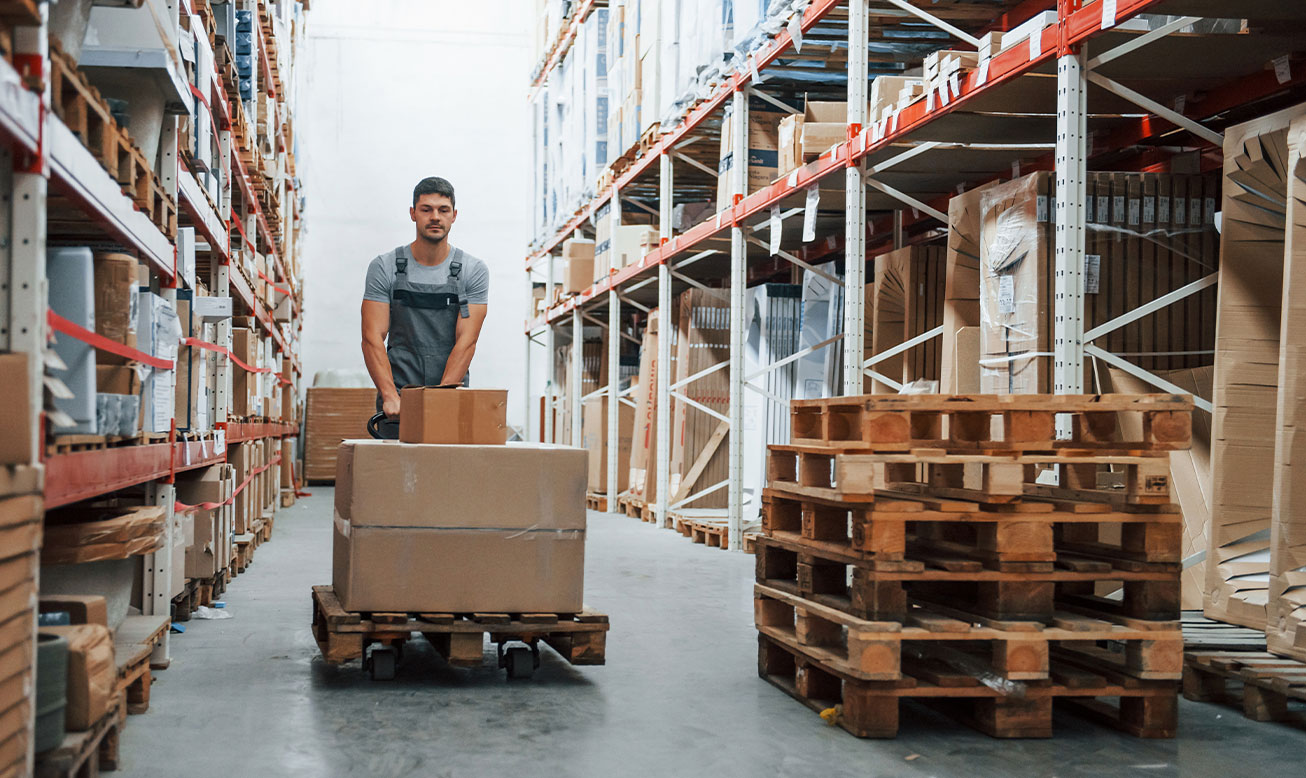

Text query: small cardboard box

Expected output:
[332,441,587,614]
[399,387,508,445]
[38,595,108,627]
[92,253,138,365]
[0,354,31,465]
[563,238,595,293]
[778,101,847,173]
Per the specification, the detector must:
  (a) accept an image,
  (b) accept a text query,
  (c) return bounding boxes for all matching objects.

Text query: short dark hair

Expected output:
[413,177,456,208]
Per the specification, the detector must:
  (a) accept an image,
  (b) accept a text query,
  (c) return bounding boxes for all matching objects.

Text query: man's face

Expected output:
[411,194,457,243]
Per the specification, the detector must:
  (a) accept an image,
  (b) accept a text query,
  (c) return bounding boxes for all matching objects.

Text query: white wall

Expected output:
[298,0,532,430]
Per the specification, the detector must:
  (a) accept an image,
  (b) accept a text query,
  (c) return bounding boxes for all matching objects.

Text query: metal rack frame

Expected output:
[524,0,1301,549]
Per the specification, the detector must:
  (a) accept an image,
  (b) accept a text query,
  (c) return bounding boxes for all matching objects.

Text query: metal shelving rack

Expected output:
[1,2,306,771]
[525,0,1306,549]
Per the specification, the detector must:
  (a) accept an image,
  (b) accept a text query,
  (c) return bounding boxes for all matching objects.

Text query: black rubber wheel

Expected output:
[369,647,397,681]
[505,646,534,680]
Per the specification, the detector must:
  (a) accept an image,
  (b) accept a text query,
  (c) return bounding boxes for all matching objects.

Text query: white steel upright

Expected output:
[727,86,749,549]
[544,253,556,443]
[571,306,583,447]
[1053,35,1088,411]
[606,289,620,508]
[844,1,868,396]
[656,154,674,526]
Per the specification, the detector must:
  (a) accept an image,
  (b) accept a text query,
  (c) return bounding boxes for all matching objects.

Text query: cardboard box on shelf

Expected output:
[717,105,785,209]
[304,388,377,483]
[92,253,138,365]
[0,354,31,465]
[399,387,508,445]
[332,441,587,613]
[628,309,659,500]
[231,328,256,418]
[38,595,108,628]
[39,624,114,731]
[563,238,596,293]
[778,101,847,174]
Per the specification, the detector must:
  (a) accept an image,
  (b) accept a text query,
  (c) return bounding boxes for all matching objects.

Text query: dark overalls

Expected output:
[375,244,467,439]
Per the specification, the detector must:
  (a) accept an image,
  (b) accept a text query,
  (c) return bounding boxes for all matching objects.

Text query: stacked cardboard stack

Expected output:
[304,388,377,483]
[333,388,589,617]
[755,393,1191,738]
[0,471,40,774]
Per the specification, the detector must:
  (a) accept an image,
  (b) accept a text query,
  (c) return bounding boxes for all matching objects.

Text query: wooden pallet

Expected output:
[756,584,1181,683]
[761,489,1181,573]
[585,492,609,512]
[617,495,655,522]
[1183,651,1306,727]
[34,695,125,777]
[767,444,1173,506]
[48,38,177,238]
[311,585,609,669]
[171,577,202,623]
[760,632,1177,738]
[115,615,167,714]
[674,516,729,550]
[755,534,1179,623]
[788,393,1193,453]
[44,433,167,455]
[1182,612,1267,651]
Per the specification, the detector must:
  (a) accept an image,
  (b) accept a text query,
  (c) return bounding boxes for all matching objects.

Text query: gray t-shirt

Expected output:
[363,246,490,318]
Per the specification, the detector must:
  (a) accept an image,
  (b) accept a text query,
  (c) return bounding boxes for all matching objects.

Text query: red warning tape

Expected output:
[187,83,224,153]
[48,310,174,369]
[183,337,274,374]
[173,454,282,511]
[255,267,292,296]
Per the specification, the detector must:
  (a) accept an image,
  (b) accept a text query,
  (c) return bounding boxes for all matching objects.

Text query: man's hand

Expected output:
[382,394,401,418]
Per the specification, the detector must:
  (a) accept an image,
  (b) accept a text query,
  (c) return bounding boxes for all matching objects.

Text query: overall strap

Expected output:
[394,245,409,275]
[449,248,467,305]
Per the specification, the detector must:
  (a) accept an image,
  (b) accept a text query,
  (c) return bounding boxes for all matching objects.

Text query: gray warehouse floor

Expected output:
[119,489,1305,777]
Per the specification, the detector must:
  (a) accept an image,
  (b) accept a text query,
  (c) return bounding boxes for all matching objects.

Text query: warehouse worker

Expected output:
[361,177,490,438]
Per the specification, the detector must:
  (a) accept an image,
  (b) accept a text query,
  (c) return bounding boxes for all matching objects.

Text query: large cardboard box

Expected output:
[628,310,660,499]
[563,238,595,293]
[582,396,633,493]
[332,441,587,613]
[778,101,847,174]
[399,388,508,445]
[40,625,114,731]
[92,253,138,365]
[231,328,256,418]
[0,355,31,465]
[717,106,785,209]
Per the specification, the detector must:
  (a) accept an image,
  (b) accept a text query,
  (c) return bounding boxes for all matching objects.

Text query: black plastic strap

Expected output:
[392,289,458,310]
[395,249,408,275]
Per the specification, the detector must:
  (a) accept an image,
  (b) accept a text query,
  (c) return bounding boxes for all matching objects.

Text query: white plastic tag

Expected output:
[787,171,799,188]
[750,56,762,85]
[976,57,989,87]
[1129,198,1140,226]
[1102,0,1117,29]
[1085,255,1101,294]
[769,204,782,255]
[1012,161,1021,179]
[788,14,803,53]
[803,186,819,243]
[999,275,1015,314]
[1029,25,1042,60]
[949,72,961,99]
[1274,55,1292,85]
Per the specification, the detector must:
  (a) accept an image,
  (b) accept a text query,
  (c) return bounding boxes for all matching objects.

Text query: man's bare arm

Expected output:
[439,304,488,386]
[361,299,400,416]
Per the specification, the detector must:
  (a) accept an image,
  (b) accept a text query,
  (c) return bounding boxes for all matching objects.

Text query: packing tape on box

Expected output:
[333,513,350,538]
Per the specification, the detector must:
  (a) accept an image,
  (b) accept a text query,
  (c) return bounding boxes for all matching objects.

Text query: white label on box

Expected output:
[1096,196,1109,224]
[1174,197,1186,225]
[788,13,803,53]
[803,186,819,243]
[1129,198,1140,226]
[1274,54,1292,85]
[1036,196,1048,223]
[1085,255,1101,294]
[769,204,782,255]
[1159,196,1170,223]
[1190,198,1201,226]
[1205,197,1216,224]
[1102,0,1117,29]
[1144,196,1155,224]
[1085,196,1094,223]
[999,275,1015,314]
[1113,196,1125,223]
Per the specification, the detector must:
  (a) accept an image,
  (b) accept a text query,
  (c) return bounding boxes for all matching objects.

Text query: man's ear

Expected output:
[409,206,417,222]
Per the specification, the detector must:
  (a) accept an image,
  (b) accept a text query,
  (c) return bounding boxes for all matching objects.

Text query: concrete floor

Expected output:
[119,488,1306,777]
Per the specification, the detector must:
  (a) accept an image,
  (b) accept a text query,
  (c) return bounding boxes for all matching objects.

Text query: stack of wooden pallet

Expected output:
[754,393,1192,738]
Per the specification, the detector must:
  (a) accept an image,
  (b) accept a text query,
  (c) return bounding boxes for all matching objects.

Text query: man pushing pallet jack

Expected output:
[311,177,609,680]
